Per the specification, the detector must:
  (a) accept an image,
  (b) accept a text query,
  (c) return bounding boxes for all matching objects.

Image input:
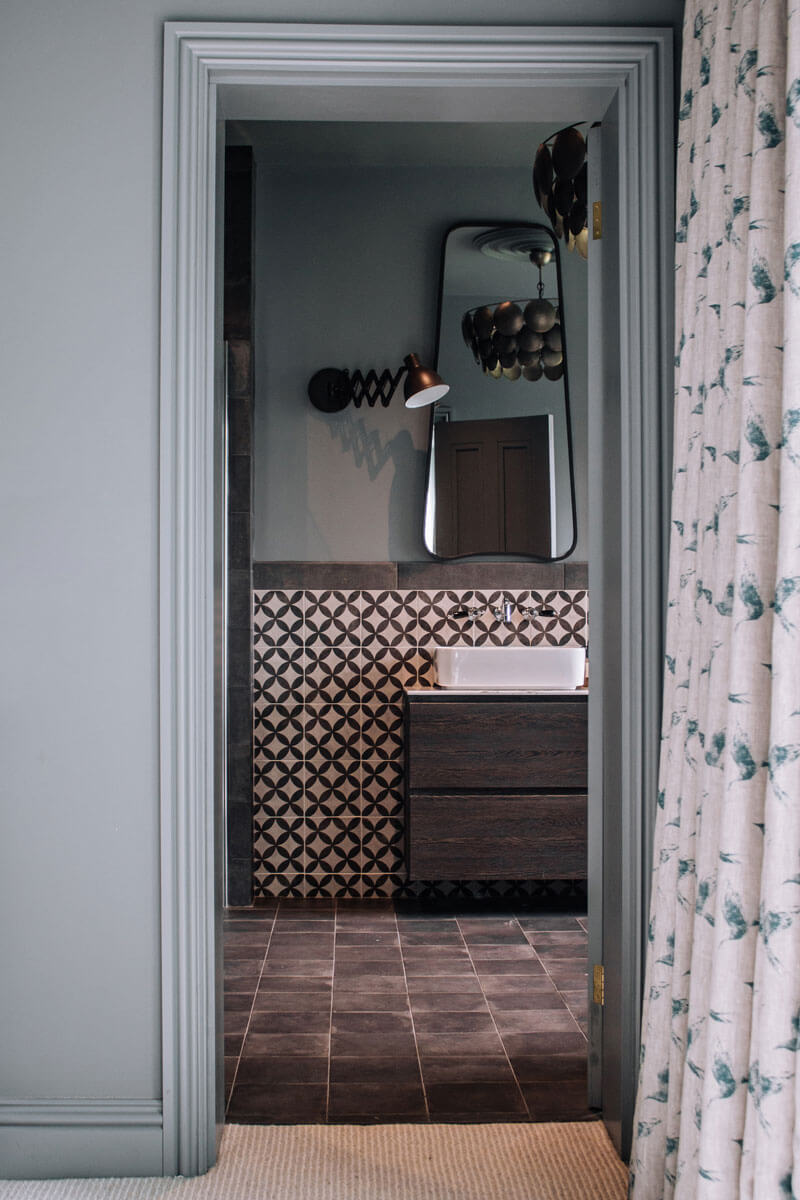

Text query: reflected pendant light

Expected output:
[460,247,564,382]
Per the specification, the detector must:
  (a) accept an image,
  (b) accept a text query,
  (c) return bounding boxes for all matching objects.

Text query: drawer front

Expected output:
[407,793,587,879]
[406,700,587,789]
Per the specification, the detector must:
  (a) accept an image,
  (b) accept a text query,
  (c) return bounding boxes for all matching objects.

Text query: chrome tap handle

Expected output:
[521,604,557,619]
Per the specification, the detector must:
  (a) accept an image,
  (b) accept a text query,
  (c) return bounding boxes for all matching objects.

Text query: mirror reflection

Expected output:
[424,223,577,560]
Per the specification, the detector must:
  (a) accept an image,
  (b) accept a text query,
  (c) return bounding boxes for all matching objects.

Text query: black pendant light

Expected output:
[460,248,564,383]
[532,124,589,259]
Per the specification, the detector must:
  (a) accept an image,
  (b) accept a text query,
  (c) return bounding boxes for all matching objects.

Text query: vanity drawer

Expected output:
[407,792,587,879]
[406,699,587,789]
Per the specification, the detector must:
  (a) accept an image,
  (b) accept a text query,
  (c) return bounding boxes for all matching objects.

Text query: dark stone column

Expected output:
[224,146,254,907]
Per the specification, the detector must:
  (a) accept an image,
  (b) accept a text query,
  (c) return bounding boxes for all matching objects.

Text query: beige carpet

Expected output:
[0,1122,627,1199]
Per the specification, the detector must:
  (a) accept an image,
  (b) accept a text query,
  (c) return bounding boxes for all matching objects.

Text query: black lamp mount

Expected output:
[308,353,448,413]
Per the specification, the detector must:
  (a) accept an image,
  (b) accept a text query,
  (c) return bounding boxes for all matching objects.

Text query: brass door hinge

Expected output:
[592,201,603,240]
[593,963,605,1005]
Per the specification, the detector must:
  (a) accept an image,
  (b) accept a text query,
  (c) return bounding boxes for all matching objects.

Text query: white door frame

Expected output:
[159,21,673,1175]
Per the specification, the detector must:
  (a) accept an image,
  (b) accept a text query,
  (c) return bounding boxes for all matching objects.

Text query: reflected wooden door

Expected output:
[434,415,552,556]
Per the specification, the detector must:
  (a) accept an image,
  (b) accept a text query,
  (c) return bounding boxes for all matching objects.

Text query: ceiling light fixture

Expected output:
[532,123,589,259]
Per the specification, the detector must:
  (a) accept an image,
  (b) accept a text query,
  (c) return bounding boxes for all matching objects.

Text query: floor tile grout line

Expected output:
[225,907,276,1118]
[531,941,589,1043]
[393,902,430,1123]
[522,926,589,1007]
[326,900,338,1123]
[556,976,589,1041]
[459,914,532,1118]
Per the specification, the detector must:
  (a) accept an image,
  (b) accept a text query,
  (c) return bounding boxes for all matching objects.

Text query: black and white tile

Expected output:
[361,591,419,646]
[527,590,588,647]
[360,703,404,761]
[252,585,588,898]
[253,590,305,645]
[305,590,362,646]
[413,590,477,647]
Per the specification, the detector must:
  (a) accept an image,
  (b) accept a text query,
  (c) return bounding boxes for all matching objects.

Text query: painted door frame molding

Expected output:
[159,21,673,1175]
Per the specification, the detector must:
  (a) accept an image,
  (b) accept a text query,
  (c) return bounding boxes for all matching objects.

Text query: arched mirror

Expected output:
[423,222,577,560]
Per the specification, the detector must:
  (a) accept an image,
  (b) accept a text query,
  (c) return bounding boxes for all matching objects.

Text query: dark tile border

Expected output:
[253,560,588,591]
[224,145,254,908]
[564,561,589,588]
[254,562,398,590]
[397,562,572,590]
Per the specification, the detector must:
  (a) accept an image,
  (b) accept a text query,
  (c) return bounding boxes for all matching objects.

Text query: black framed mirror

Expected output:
[423,222,577,561]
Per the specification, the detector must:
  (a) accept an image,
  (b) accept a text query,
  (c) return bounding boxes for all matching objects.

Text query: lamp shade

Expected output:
[403,353,450,408]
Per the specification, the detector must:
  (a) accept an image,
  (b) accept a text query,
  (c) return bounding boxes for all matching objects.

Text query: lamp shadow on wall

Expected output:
[327,408,394,479]
[324,408,427,559]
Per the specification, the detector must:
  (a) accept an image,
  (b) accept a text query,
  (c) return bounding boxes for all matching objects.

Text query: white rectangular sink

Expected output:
[434,645,586,691]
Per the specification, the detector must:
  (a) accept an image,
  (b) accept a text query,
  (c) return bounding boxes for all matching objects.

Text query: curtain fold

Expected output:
[631,2,800,1196]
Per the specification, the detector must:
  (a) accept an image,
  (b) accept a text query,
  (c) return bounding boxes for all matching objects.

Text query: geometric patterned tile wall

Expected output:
[253,586,588,900]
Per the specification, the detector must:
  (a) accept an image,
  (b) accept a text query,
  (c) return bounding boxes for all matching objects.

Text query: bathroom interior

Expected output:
[222,114,594,1126]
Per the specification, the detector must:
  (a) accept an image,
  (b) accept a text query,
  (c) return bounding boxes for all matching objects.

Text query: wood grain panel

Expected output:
[407,700,587,789]
[407,793,587,879]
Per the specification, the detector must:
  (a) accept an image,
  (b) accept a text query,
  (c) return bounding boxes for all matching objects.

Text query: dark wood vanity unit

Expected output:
[404,692,587,879]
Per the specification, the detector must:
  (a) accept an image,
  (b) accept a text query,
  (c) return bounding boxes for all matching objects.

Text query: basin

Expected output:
[434,645,586,691]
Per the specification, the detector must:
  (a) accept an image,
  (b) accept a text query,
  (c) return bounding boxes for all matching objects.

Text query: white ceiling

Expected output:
[220,76,611,139]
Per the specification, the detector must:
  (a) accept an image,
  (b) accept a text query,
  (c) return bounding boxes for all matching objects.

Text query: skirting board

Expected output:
[0,1101,163,1180]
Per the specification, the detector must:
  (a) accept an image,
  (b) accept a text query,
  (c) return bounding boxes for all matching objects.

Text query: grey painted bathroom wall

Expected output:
[0,0,681,1178]
[249,133,589,561]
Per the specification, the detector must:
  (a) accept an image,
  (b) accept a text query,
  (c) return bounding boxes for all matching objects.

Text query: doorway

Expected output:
[159,22,673,1176]
[222,110,593,1125]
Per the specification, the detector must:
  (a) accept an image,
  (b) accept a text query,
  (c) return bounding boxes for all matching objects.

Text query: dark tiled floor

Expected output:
[224,899,593,1125]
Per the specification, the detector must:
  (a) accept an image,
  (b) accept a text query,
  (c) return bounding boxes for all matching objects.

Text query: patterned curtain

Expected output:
[630,3,800,1196]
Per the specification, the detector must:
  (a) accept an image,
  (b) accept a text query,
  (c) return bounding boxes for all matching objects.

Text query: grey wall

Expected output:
[250,149,589,561]
[0,0,681,1177]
